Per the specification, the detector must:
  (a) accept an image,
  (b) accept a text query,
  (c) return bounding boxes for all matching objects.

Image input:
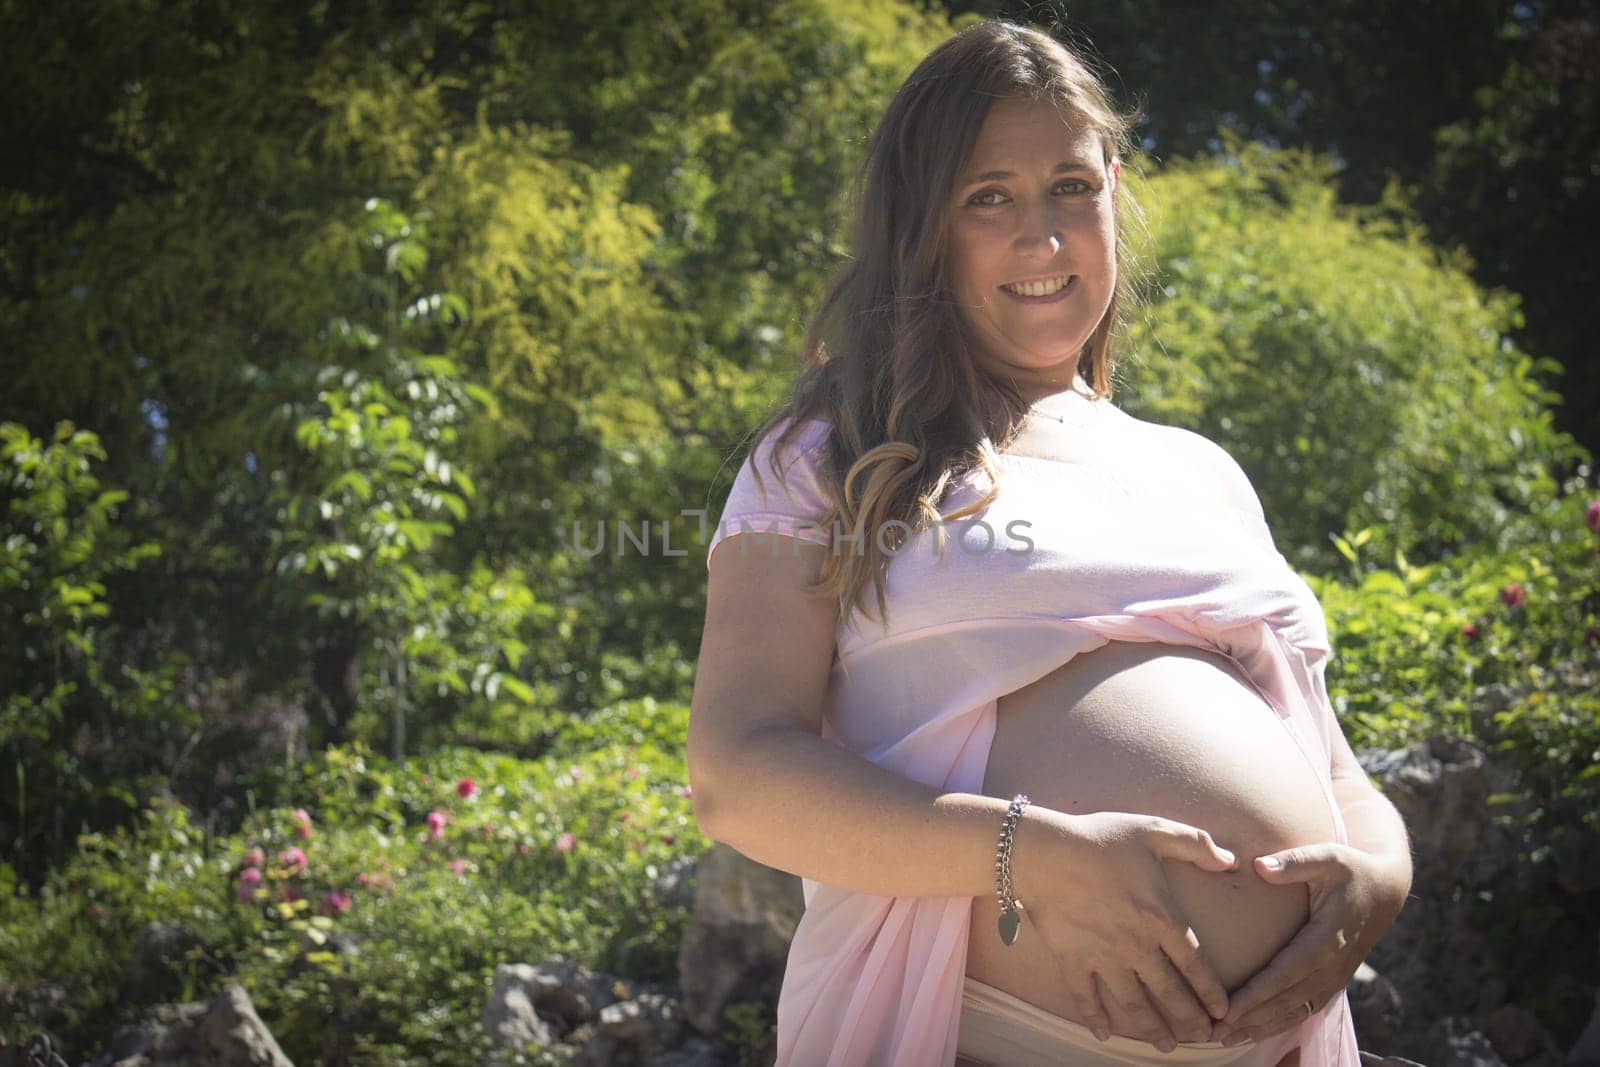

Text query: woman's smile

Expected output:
[998,275,1078,304]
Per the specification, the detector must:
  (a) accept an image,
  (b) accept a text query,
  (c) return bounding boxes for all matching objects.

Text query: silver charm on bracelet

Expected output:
[996,793,1030,946]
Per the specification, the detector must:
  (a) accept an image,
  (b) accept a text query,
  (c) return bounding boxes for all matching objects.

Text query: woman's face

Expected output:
[946,96,1120,401]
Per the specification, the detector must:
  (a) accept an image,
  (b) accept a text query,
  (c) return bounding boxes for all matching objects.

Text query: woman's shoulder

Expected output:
[1135,418,1264,520]
[749,413,834,470]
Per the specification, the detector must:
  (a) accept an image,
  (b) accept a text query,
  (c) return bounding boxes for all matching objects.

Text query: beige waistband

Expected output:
[957,976,1284,1067]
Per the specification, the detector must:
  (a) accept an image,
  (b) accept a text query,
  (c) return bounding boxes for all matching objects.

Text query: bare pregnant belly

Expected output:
[965,640,1337,1027]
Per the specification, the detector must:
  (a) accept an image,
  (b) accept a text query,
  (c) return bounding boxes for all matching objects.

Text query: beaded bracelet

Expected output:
[995,793,1030,946]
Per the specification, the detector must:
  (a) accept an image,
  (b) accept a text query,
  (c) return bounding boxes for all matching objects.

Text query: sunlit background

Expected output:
[2,2,1597,1063]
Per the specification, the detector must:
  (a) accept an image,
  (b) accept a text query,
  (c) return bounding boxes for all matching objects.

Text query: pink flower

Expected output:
[555,832,575,854]
[87,903,106,920]
[426,809,448,842]
[292,808,313,839]
[356,872,371,888]
[680,785,693,799]
[480,821,495,838]
[282,885,303,903]
[236,867,262,904]
[278,847,308,874]
[661,832,676,846]
[515,842,529,856]
[1586,499,1600,533]
[623,767,640,781]
[449,858,468,876]
[1500,582,1526,609]
[242,847,265,869]
[1461,622,1480,640]
[567,764,585,780]
[319,889,352,917]
[456,777,476,799]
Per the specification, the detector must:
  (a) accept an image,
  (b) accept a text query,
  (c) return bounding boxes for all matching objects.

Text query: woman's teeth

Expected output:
[1002,276,1071,297]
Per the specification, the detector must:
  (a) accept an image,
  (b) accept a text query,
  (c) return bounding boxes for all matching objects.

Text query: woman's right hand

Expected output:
[1019,807,1240,1051]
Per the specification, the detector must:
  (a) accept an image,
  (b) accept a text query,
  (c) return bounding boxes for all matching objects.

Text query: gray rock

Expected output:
[570,992,687,1066]
[1427,1015,1507,1067]
[1356,734,1524,894]
[1349,961,1408,1052]
[86,983,292,1067]
[675,842,801,1037]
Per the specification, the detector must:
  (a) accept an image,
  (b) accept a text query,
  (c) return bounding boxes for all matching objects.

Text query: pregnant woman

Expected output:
[688,17,1413,1067]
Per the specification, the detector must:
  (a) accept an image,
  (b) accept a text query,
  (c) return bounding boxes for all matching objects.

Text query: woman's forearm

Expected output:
[1331,773,1414,894]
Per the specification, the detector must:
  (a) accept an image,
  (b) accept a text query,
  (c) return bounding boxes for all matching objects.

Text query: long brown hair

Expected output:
[743,17,1148,632]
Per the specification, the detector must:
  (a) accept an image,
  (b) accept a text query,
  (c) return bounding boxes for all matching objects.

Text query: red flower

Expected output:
[457,777,477,799]
[278,847,308,874]
[242,847,265,869]
[1499,582,1526,609]
[1585,628,1598,647]
[1586,499,1600,533]
[87,903,106,921]
[319,889,352,917]
[1461,623,1480,640]
[282,885,303,902]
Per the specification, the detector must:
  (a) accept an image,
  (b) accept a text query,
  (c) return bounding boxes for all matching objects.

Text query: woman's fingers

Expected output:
[1095,967,1179,1050]
[1149,816,1238,872]
[1135,948,1224,1043]
[1158,916,1231,1021]
[1059,964,1114,1042]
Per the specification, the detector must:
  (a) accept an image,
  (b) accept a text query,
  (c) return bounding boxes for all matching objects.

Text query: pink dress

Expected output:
[705,382,1362,1067]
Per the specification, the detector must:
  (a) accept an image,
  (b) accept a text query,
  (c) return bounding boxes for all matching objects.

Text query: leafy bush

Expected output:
[1119,133,1589,574]
[1315,479,1600,1039]
[0,716,707,1064]
[0,421,175,885]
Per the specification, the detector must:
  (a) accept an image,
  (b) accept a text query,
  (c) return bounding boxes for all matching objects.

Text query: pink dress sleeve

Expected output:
[707,416,835,569]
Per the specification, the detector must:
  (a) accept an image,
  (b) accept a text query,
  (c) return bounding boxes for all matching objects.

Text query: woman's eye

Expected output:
[968,181,1091,206]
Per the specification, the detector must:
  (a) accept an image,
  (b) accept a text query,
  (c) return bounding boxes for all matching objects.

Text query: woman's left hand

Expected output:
[1207,844,1410,1047]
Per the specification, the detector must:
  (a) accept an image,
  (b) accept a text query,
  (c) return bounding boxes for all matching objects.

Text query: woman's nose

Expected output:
[1015,229,1062,257]
[1013,200,1064,255]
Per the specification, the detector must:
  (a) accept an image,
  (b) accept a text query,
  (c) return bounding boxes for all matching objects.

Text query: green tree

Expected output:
[1118,134,1588,573]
